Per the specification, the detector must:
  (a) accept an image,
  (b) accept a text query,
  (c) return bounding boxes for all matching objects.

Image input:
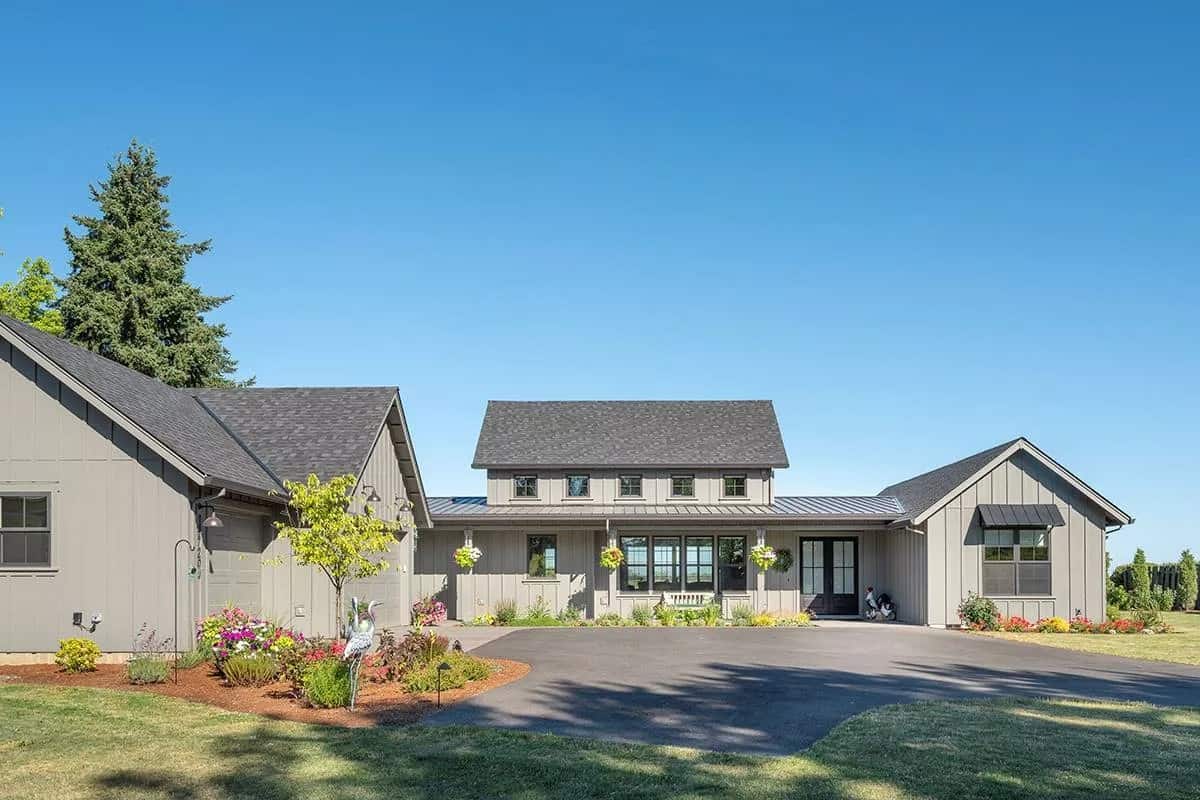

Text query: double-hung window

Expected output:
[722,474,747,498]
[618,474,642,498]
[565,474,590,498]
[0,494,50,567]
[670,475,695,498]
[513,475,538,498]
[983,528,1051,596]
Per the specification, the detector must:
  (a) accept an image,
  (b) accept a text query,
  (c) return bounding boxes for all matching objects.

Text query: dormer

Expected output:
[471,400,789,506]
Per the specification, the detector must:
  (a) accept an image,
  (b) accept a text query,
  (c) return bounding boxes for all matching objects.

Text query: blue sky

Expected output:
[1,3,1196,564]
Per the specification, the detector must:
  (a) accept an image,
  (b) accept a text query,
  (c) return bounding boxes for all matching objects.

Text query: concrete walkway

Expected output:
[426,624,1200,755]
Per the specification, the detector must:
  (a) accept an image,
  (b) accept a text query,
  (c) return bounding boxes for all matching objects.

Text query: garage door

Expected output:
[206,514,264,614]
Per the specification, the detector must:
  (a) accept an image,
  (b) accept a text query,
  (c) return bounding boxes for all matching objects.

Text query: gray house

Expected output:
[0,315,430,656]
[415,401,1132,625]
[1,313,1134,656]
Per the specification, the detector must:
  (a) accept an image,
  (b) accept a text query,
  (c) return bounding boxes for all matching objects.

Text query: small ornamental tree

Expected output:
[1131,548,1152,609]
[1178,550,1198,612]
[0,257,63,334]
[273,474,398,638]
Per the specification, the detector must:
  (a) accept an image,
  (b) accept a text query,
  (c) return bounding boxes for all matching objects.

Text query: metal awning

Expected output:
[978,504,1065,528]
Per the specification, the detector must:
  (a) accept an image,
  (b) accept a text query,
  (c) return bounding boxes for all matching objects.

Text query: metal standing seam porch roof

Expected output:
[428,494,905,522]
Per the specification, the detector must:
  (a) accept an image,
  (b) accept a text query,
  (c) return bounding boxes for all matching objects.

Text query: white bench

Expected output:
[662,592,716,608]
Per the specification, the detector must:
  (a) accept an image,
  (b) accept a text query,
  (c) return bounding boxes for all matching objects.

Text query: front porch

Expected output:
[414,525,923,624]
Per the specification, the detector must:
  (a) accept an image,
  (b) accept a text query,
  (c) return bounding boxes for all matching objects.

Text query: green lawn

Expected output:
[986,612,1200,666]
[2,685,1198,799]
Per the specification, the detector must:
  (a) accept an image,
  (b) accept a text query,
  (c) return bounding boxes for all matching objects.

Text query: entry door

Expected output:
[798,538,857,615]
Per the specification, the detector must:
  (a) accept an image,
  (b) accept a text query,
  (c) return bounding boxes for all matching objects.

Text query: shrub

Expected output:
[403,652,491,692]
[175,649,208,669]
[527,596,554,621]
[1105,604,1122,623]
[1068,616,1095,633]
[1107,580,1131,611]
[630,603,653,626]
[493,599,518,626]
[957,592,999,631]
[596,612,624,627]
[471,613,497,626]
[777,611,813,627]
[731,602,754,626]
[412,596,447,626]
[750,612,776,627]
[1150,585,1176,612]
[127,654,170,684]
[557,606,582,625]
[1131,548,1152,608]
[654,604,678,627]
[126,624,171,685]
[1178,550,1198,611]
[54,638,101,673]
[221,652,279,686]
[1131,605,1162,629]
[700,603,722,627]
[1000,615,1034,632]
[303,658,352,708]
[1036,616,1069,633]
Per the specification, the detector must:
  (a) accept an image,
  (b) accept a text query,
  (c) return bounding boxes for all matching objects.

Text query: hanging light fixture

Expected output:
[362,485,381,503]
[202,508,224,528]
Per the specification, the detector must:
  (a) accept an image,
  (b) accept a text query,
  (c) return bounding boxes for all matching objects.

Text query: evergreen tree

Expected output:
[1178,550,1197,612]
[0,257,64,334]
[59,140,243,387]
[1131,548,1152,608]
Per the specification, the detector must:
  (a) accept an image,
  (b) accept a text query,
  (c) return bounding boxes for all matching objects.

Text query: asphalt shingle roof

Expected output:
[472,400,789,468]
[878,438,1020,523]
[193,387,396,484]
[1,315,280,491]
[1,315,403,494]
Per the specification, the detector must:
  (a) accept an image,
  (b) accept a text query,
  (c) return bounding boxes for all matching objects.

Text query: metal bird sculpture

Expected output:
[343,596,381,711]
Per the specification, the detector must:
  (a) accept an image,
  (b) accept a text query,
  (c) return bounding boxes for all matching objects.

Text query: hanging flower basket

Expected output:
[454,545,482,570]
[599,545,624,570]
[750,544,777,571]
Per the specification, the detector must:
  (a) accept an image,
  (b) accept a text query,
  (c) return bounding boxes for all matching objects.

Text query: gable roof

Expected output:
[880,437,1132,526]
[0,316,431,524]
[472,400,789,469]
[193,387,396,484]
[0,314,279,492]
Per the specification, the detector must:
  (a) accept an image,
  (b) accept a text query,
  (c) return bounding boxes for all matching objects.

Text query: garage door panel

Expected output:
[207,515,265,615]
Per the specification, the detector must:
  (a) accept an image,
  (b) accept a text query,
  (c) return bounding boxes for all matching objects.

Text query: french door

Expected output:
[798,537,858,614]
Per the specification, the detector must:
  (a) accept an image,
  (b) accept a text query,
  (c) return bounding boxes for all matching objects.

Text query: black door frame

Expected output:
[798,536,859,614]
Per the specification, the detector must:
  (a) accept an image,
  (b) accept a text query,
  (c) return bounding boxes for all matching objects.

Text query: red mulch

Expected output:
[0,658,530,727]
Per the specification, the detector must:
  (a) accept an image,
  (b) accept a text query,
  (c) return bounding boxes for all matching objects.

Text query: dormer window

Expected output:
[722,474,747,498]
[565,474,590,498]
[670,475,695,498]
[513,475,538,498]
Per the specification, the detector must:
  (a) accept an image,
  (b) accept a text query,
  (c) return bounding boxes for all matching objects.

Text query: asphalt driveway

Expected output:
[427,623,1200,755]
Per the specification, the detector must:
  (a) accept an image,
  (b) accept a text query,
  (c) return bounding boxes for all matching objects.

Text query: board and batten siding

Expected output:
[425,527,596,620]
[923,449,1107,626]
[878,527,927,625]
[261,422,415,636]
[0,339,196,654]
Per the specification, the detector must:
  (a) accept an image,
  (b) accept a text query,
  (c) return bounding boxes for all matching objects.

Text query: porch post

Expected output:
[457,528,473,621]
[606,523,618,608]
[755,527,767,604]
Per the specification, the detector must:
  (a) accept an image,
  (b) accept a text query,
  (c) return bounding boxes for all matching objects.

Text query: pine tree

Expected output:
[59,140,243,387]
